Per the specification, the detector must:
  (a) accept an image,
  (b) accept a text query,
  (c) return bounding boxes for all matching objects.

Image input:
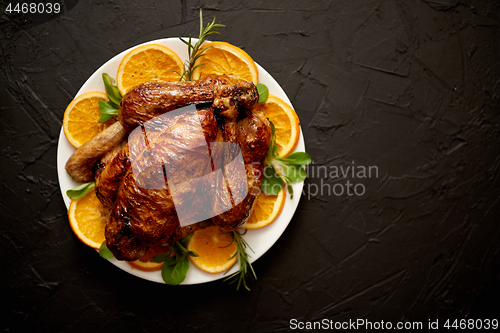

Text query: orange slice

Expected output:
[63,91,109,148]
[192,41,258,83]
[128,245,171,272]
[244,188,286,229]
[117,44,184,95]
[253,95,300,156]
[68,188,107,249]
[187,226,237,273]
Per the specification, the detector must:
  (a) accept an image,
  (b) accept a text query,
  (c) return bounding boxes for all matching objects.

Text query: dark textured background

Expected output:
[1,0,499,331]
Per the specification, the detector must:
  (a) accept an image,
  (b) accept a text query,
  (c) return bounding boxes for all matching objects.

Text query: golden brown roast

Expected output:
[66,76,271,261]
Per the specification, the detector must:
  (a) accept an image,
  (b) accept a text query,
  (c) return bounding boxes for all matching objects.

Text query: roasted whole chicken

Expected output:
[65,76,272,260]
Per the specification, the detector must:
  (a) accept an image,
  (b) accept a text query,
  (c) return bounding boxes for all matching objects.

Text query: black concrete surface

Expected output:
[1,0,499,331]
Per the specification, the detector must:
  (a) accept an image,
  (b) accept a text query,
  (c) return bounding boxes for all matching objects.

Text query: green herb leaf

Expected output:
[185,250,199,257]
[99,100,119,123]
[153,233,197,285]
[174,239,189,254]
[179,232,194,248]
[99,242,114,259]
[256,83,269,103]
[281,174,294,199]
[152,253,172,263]
[283,164,307,183]
[174,239,198,257]
[102,73,122,108]
[277,152,312,166]
[161,255,190,286]
[66,182,95,199]
[269,120,276,134]
[286,181,294,199]
[98,73,122,123]
[261,165,284,195]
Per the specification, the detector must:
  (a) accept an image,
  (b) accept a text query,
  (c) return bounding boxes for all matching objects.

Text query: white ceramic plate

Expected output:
[57,38,305,284]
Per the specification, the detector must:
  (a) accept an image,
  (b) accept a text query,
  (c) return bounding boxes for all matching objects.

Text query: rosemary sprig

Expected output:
[224,230,257,291]
[66,181,95,199]
[99,73,122,123]
[179,9,224,81]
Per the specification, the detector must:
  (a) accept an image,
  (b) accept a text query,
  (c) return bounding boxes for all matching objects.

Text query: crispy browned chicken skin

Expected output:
[66,76,271,261]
